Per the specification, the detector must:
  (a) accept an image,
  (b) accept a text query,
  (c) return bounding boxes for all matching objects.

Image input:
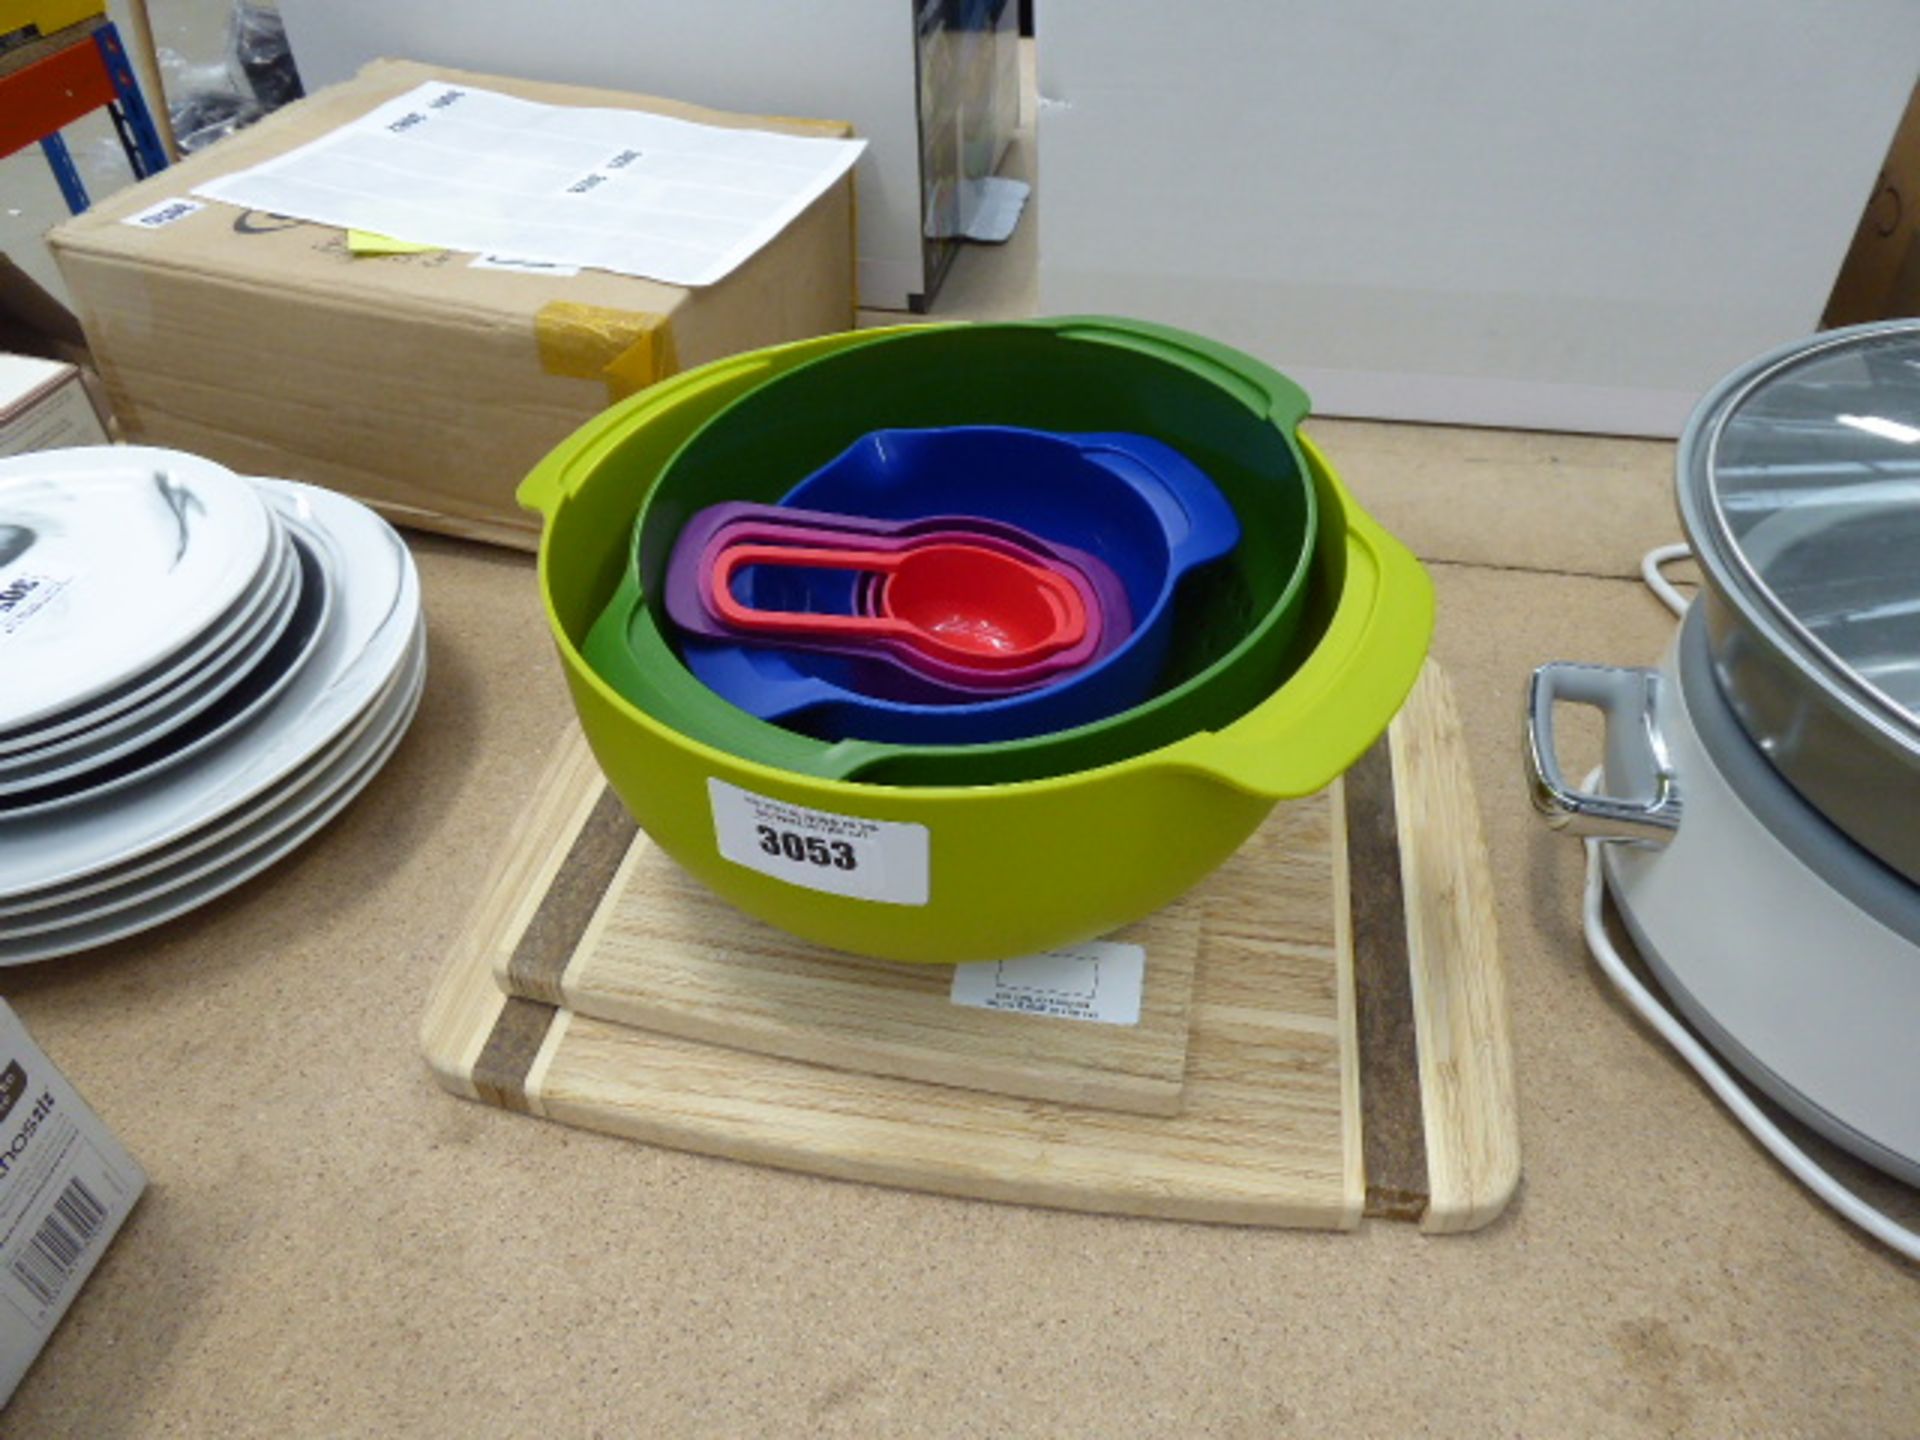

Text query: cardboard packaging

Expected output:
[0,354,110,456]
[48,59,857,549]
[0,0,102,50]
[1825,81,1920,327]
[277,0,1017,310]
[0,1001,145,1407]
[1037,1,1920,437]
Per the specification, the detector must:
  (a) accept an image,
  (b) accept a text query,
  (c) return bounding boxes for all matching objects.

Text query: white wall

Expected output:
[1039,1,1920,434]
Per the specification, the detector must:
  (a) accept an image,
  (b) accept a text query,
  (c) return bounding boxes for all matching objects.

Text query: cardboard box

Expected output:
[1825,81,1920,327]
[1037,1,1920,437]
[0,1001,145,1407]
[0,355,109,456]
[278,0,1017,310]
[48,59,857,549]
[0,0,102,50]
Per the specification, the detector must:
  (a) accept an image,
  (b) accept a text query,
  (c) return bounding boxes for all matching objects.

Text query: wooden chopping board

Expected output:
[498,830,1207,1116]
[421,663,1519,1232]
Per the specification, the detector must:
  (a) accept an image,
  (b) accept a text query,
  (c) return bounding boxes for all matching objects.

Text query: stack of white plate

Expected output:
[0,446,425,963]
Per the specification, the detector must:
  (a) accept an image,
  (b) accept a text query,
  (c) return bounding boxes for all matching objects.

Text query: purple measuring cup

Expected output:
[662,502,1132,696]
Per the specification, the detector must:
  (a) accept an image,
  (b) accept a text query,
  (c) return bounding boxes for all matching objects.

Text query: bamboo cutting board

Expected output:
[496,838,1206,1116]
[422,663,1519,1232]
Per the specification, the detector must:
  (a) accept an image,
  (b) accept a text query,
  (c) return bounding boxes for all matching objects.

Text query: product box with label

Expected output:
[0,1001,145,1407]
[1826,81,1920,327]
[278,0,1017,309]
[0,355,110,457]
[47,59,858,549]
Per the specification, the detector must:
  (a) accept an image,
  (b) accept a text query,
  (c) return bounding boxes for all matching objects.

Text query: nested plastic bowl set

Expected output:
[519,317,1434,962]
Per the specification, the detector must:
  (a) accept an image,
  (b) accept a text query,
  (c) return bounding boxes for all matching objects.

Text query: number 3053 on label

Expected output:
[707,779,929,906]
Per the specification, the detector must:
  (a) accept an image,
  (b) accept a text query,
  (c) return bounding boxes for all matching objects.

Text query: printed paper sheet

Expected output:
[193,80,866,287]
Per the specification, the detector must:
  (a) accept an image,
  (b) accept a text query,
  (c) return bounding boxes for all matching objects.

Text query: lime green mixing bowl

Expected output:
[519,323,1432,962]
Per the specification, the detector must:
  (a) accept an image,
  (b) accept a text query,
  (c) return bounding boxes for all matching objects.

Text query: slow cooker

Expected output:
[1528,320,1920,1254]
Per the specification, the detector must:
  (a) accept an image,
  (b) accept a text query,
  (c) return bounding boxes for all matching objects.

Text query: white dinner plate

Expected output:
[0,519,295,775]
[0,629,426,962]
[0,516,290,756]
[0,517,334,817]
[0,523,301,789]
[0,478,419,896]
[0,626,424,942]
[0,447,274,731]
[0,604,413,916]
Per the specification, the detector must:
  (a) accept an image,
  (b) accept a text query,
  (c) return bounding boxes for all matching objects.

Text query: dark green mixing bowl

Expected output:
[590,316,1320,785]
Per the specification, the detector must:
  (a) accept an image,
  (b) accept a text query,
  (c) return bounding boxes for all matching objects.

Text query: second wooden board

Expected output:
[496,824,1206,1116]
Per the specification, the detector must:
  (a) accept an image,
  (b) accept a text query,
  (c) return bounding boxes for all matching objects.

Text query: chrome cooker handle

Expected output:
[1526,663,1682,844]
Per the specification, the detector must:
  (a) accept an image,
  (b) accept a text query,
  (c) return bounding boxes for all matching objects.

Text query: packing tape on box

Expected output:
[535,301,679,403]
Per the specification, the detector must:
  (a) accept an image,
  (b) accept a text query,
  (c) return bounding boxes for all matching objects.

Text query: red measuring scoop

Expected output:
[708,538,1089,669]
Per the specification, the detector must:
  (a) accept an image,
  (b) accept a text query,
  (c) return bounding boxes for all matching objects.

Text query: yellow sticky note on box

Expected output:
[347,230,441,257]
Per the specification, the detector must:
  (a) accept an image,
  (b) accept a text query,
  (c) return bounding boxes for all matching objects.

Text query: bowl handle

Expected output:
[1050,315,1312,431]
[1079,433,1247,570]
[1168,511,1433,799]
[516,324,935,519]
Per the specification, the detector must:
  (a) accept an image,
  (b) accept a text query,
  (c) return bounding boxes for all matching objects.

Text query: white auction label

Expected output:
[0,571,71,642]
[950,941,1146,1026]
[707,778,929,905]
[120,197,203,230]
[469,253,580,277]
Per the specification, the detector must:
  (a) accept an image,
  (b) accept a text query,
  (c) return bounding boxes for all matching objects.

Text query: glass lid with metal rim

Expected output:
[1679,319,1920,738]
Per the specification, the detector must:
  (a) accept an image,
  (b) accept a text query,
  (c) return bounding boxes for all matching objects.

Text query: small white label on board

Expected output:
[707,778,929,905]
[469,253,580,276]
[0,572,70,641]
[950,941,1146,1026]
[120,198,203,230]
